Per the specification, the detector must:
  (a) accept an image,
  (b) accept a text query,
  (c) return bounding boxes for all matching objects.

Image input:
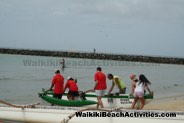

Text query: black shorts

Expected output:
[119,87,126,94]
[68,91,79,97]
[53,93,62,99]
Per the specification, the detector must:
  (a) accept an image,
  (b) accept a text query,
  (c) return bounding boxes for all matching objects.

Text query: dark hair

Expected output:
[55,70,60,74]
[107,73,113,78]
[96,67,102,71]
[139,74,151,86]
[68,78,74,81]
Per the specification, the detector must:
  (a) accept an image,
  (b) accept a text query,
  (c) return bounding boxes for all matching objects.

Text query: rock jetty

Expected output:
[0,48,183,65]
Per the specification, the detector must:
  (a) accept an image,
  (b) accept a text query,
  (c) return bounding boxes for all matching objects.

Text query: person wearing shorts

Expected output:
[93,67,107,108]
[131,74,152,110]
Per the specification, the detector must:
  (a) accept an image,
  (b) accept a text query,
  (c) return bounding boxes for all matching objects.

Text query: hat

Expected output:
[130,74,136,79]
[67,76,72,80]
[67,76,74,80]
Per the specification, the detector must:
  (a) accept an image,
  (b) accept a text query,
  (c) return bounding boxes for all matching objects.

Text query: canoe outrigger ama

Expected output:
[0,104,183,123]
[39,89,154,108]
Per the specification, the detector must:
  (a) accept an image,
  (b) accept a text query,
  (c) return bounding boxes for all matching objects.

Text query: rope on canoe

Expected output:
[63,107,124,123]
[0,100,40,109]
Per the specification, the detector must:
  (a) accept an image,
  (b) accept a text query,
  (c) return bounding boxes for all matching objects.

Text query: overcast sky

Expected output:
[0,0,184,57]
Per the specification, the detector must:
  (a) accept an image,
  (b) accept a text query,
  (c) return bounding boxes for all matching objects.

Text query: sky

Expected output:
[0,0,184,57]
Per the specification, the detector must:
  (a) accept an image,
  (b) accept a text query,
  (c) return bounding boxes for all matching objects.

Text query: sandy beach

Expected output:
[144,95,184,111]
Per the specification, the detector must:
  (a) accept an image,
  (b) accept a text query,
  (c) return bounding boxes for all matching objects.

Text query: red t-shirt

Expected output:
[94,71,107,90]
[52,74,64,94]
[64,80,78,92]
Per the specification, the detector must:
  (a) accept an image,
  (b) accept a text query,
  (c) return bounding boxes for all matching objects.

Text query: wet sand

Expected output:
[144,95,184,111]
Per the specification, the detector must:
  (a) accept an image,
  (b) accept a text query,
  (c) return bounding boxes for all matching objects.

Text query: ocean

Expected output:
[0,53,184,105]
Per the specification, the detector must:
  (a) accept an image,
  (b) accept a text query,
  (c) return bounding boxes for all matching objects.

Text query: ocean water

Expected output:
[0,54,184,105]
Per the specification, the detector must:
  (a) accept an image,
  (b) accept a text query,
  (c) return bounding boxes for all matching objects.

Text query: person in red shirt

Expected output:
[49,69,64,99]
[64,77,79,100]
[93,67,107,108]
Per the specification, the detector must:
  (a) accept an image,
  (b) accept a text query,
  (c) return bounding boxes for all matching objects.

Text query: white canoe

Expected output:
[0,105,183,123]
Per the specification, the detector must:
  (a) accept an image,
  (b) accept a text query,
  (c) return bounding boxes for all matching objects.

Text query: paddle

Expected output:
[84,89,94,93]
[38,88,51,97]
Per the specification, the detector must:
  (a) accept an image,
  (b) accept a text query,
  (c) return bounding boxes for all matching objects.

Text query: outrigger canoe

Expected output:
[39,89,153,108]
[0,104,183,123]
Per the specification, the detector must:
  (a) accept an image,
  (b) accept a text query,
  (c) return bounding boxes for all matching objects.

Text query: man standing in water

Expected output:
[60,58,65,68]
[49,69,64,99]
[93,67,107,108]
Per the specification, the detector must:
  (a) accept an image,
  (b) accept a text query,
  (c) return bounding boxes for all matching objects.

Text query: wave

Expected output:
[0,77,13,81]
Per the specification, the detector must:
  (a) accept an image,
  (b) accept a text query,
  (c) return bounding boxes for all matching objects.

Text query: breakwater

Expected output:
[0,48,184,65]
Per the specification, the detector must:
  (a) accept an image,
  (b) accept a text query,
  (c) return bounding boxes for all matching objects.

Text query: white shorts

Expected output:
[134,91,144,98]
[95,90,106,96]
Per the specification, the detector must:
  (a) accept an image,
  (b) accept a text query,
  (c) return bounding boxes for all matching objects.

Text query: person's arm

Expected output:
[63,85,67,93]
[63,81,69,93]
[108,82,115,94]
[49,76,55,91]
[93,73,98,91]
[131,82,136,95]
[93,80,98,91]
[49,84,54,91]
[145,85,152,95]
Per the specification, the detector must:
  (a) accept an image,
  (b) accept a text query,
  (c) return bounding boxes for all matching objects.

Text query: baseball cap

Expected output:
[67,76,74,80]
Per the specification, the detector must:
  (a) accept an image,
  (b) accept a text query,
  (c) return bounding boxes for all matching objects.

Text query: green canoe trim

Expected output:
[41,95,97,107]
[44,91,153,99]
[85,94,153,99]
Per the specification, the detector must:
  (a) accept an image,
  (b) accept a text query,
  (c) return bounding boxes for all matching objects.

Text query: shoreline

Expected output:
[144,94,184,111]
[0,48,184,65]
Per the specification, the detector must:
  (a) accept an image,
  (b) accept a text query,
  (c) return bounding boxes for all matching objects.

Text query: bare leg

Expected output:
[139,97,145,110]
[97,96,104,108]
[131,97,138,109]
[67,95,73,100]
[96,102,99,108]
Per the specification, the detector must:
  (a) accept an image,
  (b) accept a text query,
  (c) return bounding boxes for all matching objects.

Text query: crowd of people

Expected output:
[48,67,152,110]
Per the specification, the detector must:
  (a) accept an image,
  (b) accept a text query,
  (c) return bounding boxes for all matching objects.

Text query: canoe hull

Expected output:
[41,95,97,107]
[41,91,153,108]
[85,93,153,108]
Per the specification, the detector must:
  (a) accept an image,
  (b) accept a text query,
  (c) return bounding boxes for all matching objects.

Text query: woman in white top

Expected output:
[131,74,152,110]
